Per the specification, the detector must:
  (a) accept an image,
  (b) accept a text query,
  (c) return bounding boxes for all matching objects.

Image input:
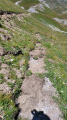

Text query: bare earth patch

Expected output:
[28,57,45,73]
[18,75,63,120]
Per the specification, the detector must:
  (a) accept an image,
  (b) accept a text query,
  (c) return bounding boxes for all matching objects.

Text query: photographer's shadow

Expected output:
[31,109,51,120]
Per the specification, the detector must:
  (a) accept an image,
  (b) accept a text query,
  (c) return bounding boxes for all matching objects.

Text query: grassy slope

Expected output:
[0,14,37,119]
[32,13,67,32]
[0,0,67,120]
[0,0,25,13]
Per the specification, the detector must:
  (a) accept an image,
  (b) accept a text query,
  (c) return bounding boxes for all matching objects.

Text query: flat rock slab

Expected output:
[18,74,63,120]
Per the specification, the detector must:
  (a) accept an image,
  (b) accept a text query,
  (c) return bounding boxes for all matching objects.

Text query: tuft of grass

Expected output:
[0,79,5,84]
[0,74,4,79]
[26,70,32,76]
[0,74,5,84]
[13,78,22,99]
[37,73,45,79]
[33,56,38,60]
[7,82,15,89]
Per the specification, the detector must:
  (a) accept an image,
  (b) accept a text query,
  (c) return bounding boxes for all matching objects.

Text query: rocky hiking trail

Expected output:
[17,43,63,120]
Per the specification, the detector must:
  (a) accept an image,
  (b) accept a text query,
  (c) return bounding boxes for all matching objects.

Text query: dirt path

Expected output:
[17,43,63,120]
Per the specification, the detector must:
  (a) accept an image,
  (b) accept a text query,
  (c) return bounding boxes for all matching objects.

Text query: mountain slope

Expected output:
[11,0,67,13]
[0,0,67,120]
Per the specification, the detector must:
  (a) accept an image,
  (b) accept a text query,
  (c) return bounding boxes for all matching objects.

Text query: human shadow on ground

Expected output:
[14,103,21,120]
[31,109,51,120]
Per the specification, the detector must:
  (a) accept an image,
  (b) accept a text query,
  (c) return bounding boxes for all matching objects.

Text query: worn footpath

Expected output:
[17,43,63,120]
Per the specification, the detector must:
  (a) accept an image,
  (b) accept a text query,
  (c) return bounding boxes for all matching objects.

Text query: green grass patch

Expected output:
[26,70,32,76]
[45,60,67,120]
[37,73,45,79]
[0,74,4,79]
[0,74,5,84]
[41,33,67,120]
[33,56,38,60]
[0,93,17,120]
